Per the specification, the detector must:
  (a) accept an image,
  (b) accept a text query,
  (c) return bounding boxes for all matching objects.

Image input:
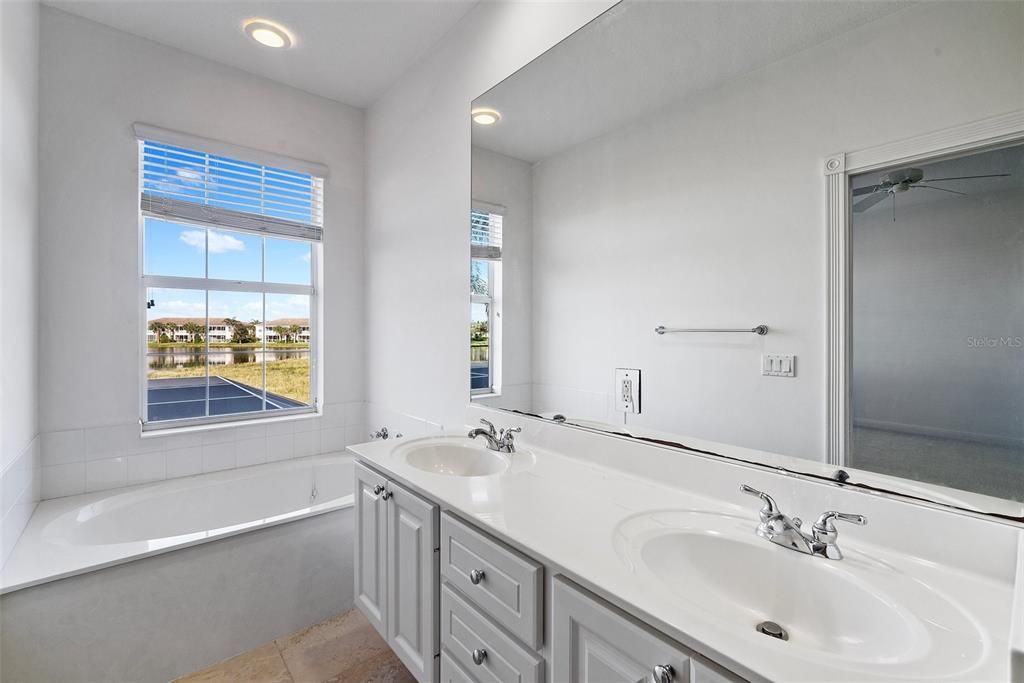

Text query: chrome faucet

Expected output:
[740,485,866,560]
[467,419,521,453]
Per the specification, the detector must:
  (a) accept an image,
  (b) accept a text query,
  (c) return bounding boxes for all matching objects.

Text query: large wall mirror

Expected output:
[468,1,1023,520]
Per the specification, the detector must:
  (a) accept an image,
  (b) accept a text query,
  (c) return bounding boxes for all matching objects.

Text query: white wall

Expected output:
[0,0,41,565]
[852,187,1024,446]
[36,8,366,499]
[365,1,614,435]
[471,146,533,409]
[526,1,1023,459]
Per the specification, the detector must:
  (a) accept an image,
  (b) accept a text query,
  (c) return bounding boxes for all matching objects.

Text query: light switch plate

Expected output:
[614,368,641,413]
[762,354,796,377]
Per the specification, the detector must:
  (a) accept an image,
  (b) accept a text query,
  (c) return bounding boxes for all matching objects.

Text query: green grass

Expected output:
[148,358,311,404]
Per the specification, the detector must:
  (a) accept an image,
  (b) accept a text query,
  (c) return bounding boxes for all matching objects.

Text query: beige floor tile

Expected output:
[175,642,292,683]
[276,609,413,683]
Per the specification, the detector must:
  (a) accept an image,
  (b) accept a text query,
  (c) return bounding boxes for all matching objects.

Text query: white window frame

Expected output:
[137,126,325,431]
[470,259,498,396]
[470,200,504,397]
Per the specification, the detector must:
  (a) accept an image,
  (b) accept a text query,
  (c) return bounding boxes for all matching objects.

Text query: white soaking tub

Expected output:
[0,454,353,593]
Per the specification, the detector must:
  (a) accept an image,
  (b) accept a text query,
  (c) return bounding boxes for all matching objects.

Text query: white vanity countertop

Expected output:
[349,433,1016,683]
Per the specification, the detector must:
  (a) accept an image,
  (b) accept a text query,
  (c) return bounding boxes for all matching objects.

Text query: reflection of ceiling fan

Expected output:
[852,167,1011,220]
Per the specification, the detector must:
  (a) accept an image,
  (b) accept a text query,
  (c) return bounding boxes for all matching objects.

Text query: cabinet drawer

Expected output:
[441,512,543,648]
[553,575,732,683]
[441,584,544,683]
[440,651,476,683]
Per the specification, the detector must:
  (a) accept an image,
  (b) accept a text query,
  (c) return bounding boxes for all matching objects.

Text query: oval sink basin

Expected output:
[397,440,511,477]
[614,510,986,677]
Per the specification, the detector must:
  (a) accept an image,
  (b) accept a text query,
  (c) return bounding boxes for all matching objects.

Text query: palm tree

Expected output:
[272,325,290,343]
[148,320,169,344]
[183,322,205,344]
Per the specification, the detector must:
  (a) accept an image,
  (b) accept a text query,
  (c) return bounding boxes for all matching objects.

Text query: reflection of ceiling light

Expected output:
[471,108,501,125]
[244,19,294,49]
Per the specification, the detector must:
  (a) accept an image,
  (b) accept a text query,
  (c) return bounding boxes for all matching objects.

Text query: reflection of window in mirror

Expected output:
[849,143,1023,502]
[470,206,503,395]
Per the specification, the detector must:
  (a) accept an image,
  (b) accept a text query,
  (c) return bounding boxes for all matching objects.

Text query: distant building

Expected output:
[147,318,310,343]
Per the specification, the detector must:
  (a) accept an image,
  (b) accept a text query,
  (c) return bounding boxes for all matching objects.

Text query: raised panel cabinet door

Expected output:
[387,478,440,683]
[552,576,693,683]
[354,461,389,640]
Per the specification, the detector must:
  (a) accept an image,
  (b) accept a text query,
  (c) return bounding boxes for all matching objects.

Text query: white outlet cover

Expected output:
[614,368,641,413]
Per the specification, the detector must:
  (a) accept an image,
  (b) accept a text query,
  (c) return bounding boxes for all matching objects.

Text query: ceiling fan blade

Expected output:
[914,184,967,196]
[852,184,883,197]
[853,192,889,212]
[925,173,1011,182]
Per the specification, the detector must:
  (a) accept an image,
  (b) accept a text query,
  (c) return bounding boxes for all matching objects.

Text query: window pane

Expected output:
[471,259,489,296]
[265,236,312,285]
[147,288,208,422]
[208,350,266,416]
[265,293,312,406]
[207,229,262,281]
[471,302,490,391]
[144,218,205,278]
[208,291,265,417]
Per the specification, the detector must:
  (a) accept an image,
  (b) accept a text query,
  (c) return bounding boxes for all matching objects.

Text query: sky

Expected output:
[145,218,312,322]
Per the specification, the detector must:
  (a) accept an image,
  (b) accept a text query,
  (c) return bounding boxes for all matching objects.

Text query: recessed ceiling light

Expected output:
[471,108,501,126]
[244,19,294,49]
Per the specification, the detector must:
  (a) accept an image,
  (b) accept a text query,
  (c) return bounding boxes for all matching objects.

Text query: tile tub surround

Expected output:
[349,419,1021,682]
[0,506,355,683]
[176,608,415,683]
[39,400,366,499]
[0,437,41,566]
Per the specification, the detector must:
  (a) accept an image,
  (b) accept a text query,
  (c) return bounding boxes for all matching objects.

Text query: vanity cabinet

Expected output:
[552,576,743,683]
[354,461,440,683]
[355,459,743,683]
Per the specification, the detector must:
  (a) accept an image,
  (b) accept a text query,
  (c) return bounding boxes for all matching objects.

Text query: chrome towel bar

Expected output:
[655,324,769,336]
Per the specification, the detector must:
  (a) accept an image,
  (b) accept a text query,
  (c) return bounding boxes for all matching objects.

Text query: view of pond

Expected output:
[147,346,309,369]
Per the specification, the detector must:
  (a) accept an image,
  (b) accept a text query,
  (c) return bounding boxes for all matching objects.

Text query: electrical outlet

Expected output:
[762,354,795,377]
[614,368,641,413]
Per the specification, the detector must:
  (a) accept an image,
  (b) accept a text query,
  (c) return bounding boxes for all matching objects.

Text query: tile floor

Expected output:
[176,609,416,683]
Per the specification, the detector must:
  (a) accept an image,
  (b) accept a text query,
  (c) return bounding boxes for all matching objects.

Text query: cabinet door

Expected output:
[354,461,389,639]
[553,576,692,683]
[387,478,440,683]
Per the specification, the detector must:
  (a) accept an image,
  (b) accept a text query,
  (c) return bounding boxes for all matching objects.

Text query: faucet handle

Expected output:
[812,511,866,543]
[740,484,780,523]
[479,418,497,435]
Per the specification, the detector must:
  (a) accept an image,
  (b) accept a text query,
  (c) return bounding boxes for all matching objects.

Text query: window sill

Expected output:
[140,409,320,438]
[470,392,502,400]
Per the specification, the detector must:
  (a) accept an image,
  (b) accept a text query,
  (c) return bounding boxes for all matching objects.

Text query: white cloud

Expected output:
[300,252,311,263]
[179,229,246,254]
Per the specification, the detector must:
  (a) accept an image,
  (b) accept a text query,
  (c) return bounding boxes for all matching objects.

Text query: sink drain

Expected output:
[756,621,789,641]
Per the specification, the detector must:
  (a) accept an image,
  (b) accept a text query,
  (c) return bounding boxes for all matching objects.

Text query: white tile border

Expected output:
[39,401,368,499]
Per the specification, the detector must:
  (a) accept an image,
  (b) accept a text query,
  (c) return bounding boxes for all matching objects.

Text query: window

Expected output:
[470,204,502,395]
[139,132,324,428]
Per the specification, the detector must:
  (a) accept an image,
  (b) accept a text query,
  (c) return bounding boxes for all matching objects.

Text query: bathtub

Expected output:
[0,453,354,594]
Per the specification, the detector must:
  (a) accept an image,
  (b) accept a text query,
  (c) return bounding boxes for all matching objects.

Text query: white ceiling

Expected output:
[44,0,479,107]
[472,1,911,163]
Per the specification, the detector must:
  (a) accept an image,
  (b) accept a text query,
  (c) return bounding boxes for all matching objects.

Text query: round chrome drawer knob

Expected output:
[652,664,674,683]
[472,648,487,665]
[469,569,486,585]
[372,484,385,495]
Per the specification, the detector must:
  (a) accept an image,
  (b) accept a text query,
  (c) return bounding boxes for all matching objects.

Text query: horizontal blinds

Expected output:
[139,140,324,241]
[471,208,502,260]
